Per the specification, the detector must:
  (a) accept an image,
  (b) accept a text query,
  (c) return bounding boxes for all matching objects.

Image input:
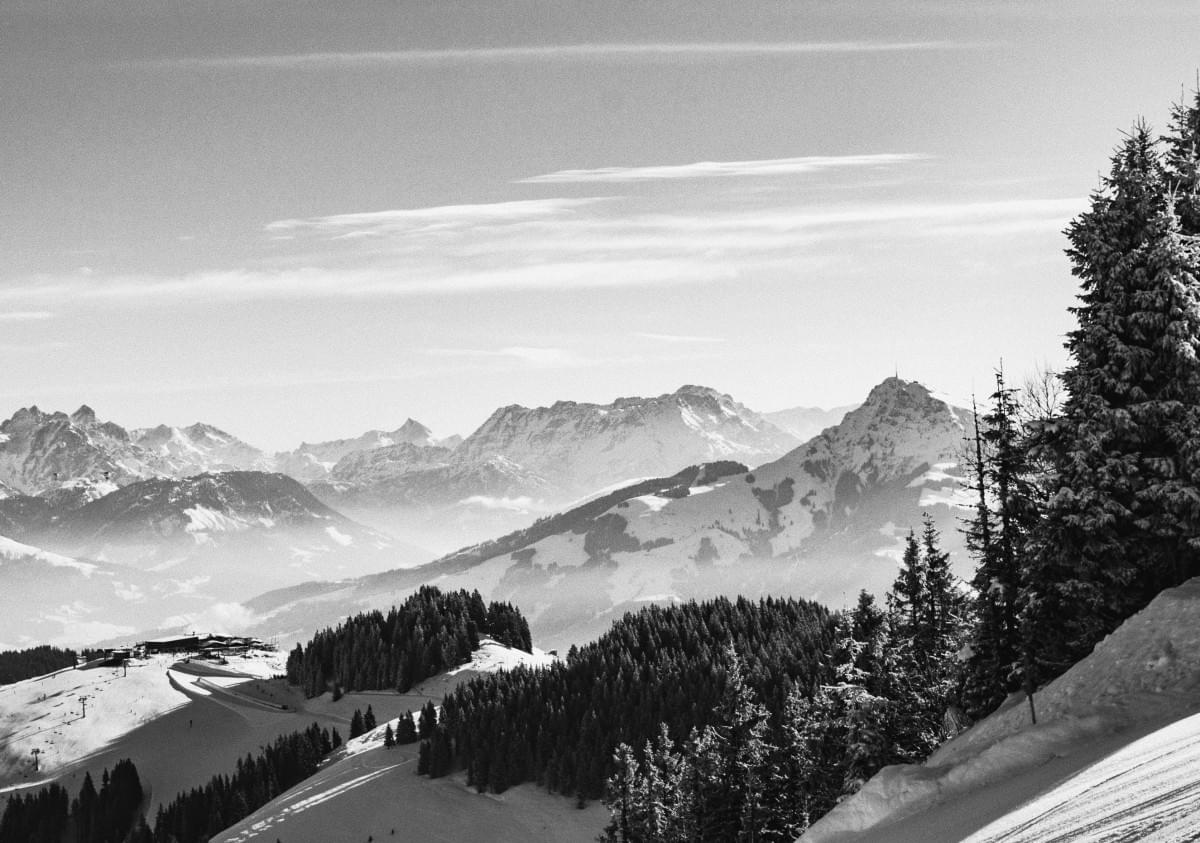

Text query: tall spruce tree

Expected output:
[960,368,1042,719]
[1025,121,1200,685]
[1164,89,1200,233]
[888,531,926,647]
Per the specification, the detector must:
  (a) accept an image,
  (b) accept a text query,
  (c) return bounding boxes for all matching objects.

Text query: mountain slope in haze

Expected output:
[802,576,1200,843]
[242,378,974,651]
[312,385,802,552]
[451,384,798,496]
[764,403,859,442]
[0,472,429,621]
[273,418,442,483]
[0,535,164,649]
[131,422,271,477]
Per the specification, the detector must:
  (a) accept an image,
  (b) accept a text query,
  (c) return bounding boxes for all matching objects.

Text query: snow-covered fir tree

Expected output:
[1025,121,1200,684]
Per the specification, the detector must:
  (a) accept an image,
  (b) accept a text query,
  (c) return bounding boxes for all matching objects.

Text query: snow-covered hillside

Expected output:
[0,648,285,788]
[213,641,601,843]
[801,577,1200,842]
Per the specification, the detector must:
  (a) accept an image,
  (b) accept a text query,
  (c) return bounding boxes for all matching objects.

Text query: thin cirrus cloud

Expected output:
[426,346,583,368]
[518,154,930,184]
[266,198,605,240]
[635,333,727,344]
[0,196,1082,307]
[0,310,54,322]
[124,41,974,71]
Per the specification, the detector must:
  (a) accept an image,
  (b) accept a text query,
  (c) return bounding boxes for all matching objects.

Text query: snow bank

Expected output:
[801,577,1200,842]
[446,638,558,676]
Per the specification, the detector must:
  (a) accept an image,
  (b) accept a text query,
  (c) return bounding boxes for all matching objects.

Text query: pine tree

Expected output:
[1164,88,1200,233]
[364,705,377,732]
[1026,122,1200,685]
[888,531,926,647]
[383,724,395,749]
[349,708,365,739]
[961,368,1042,720]
[600,744,642,842]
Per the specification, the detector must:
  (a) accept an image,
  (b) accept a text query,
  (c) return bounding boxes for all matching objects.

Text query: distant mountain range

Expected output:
[0,383,916,648]
[0,386,821,555]
[310,385,805,549]
[241,378,974,650]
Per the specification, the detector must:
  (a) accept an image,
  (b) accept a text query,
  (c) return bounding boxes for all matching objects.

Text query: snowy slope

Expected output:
[213,641,602,843]
[0,649,284,788]
[801,577,1200,842]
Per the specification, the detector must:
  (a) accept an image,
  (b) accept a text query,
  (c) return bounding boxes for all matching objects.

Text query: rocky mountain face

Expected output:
[0,405,270,495]
[273,419,439,483]
[0,405,149,495]
[311,386,802,550]
[242,378,975,650]
[131,422,271,476]
[454,384,798,496]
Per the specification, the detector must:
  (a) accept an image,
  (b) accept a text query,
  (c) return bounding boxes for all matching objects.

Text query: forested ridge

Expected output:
[285,585,531,697]
[0,646,76,686]
[425,595,838,800]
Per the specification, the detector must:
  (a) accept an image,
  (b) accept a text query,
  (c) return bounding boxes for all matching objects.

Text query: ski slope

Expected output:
[964,710,1200,842]
[214,640,601,843]
[802,577,1200,842]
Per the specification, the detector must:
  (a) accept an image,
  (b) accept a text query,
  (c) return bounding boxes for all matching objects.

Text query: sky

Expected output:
[2,1,1198,450]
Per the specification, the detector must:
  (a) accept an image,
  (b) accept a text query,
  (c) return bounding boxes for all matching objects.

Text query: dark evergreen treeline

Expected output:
[0,759,143,843]
[0,645,77,686]
[599,522,968,840]
[150,722,340,843]
[423,596,836,801]
[285,586,532,697]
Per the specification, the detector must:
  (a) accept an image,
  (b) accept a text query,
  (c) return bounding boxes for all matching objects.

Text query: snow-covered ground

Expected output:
[0,649,283,790]
[801,577,1200,842]
[215,640,595,843]
[963,710,1200,842]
